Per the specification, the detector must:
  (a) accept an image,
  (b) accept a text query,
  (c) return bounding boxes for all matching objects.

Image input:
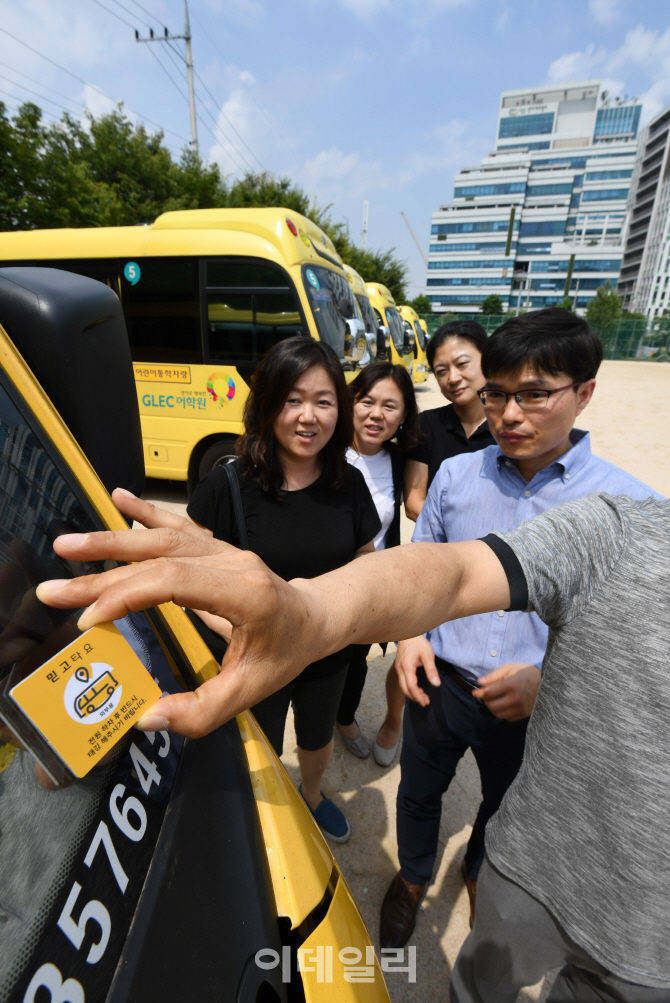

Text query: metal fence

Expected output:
[418,315,670,362]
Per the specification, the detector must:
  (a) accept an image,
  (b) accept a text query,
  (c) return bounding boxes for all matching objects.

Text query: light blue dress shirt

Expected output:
[412,429,662,683]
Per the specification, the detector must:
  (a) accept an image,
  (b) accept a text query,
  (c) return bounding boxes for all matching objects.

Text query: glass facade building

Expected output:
[425,80,641,316]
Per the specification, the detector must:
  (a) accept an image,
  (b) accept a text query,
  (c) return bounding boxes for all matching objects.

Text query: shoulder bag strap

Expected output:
[222,462,249,551]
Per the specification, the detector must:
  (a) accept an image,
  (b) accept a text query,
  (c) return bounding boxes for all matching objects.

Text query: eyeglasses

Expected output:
[477,382,580,411]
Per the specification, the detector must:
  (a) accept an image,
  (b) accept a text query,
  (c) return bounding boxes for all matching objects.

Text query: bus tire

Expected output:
[197,438,238,481]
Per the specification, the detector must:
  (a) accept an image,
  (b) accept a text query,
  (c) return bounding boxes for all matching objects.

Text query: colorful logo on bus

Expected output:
[207,373,236,407]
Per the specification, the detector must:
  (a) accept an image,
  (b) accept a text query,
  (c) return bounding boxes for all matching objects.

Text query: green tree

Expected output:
[0,102,409,297]
[558,296,574,311]
[585,281,622,327]
[480,294,504,315]
[409,294,431,314]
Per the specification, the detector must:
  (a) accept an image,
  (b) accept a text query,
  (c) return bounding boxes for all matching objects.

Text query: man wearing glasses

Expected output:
[379,307,660,948]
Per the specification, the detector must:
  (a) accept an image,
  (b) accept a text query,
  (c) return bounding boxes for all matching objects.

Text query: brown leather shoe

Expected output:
[380,872,426,948]
[461,861,477,928]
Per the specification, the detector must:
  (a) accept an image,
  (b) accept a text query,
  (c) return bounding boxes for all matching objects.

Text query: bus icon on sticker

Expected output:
[64,663,123,724]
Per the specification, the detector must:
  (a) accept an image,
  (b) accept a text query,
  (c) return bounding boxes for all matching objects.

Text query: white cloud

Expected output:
[547,25,670,123]
[298,118,488,206]
[588,0,623,25]
[318,0,472,25]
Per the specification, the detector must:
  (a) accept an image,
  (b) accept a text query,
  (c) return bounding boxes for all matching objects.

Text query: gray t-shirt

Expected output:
[486,493,670,987]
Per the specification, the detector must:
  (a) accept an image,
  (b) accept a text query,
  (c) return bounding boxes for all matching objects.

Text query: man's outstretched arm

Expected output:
[36,491,511,738]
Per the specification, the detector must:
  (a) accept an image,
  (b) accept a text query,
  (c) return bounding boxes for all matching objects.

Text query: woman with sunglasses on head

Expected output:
[404,321,495,523]
[186,337,381,843]
[335,362,421,765]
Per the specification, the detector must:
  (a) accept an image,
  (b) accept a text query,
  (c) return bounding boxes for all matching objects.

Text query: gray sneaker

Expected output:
[339,721,370,759]
[373,735,400,767]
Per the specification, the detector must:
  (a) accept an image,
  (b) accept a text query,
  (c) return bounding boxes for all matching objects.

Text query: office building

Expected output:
[426,81,641,315]
[618,104,670,317]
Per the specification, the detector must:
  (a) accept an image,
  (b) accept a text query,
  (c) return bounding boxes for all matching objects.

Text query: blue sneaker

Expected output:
[299,785,351,843]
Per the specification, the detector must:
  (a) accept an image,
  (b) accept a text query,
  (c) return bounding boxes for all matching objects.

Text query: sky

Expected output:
[1,0,669,296]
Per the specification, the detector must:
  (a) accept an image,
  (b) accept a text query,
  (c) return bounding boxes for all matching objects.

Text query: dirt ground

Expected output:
[143,360,670,1003]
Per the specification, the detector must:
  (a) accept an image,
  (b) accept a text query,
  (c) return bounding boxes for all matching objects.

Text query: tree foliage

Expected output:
[409,294,431,314]
[557,296,574,311]
[480,294,504,315]
[585,281,622,328]
[0,101,408,300]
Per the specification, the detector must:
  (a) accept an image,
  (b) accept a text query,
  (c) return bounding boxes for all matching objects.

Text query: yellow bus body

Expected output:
[398,304,429,383]
[364,283,414,377]
[0,208,366,484]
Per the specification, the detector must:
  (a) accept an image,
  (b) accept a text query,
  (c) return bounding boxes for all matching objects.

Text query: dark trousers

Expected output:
[396,668,528,886]
[336,644,372,726]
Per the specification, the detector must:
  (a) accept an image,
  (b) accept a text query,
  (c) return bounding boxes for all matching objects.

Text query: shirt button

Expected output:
[505,460,512,467]
[565,473,570,479]
[497,610,505,617]
[490,649,497,656]
[524,490,531,497]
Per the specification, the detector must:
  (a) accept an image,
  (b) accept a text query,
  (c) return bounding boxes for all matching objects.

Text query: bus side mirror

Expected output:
[0,268,145,497]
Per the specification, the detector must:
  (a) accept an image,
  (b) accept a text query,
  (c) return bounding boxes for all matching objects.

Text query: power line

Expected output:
[0,25,190,144]
[190,9,290,151]
[195,97,255,173]
[0,73,80,115]
[196,113,247,175]
[2,64,85,108]
[125,0,165,25]
[106,0,152,31]
[0,96,60,125]
[194,68,265,172]
[141,41,188,105]
[89,0,136,31]
[163,40,189,82]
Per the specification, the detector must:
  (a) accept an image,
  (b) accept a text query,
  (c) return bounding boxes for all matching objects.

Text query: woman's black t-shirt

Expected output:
[187,461,381,676]
[406,403,495,487]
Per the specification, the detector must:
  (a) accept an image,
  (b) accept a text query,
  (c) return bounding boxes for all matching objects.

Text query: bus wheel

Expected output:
[197,438,238,481]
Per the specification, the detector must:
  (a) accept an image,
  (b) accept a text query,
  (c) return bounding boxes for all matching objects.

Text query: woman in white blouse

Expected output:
[337,362,421,764]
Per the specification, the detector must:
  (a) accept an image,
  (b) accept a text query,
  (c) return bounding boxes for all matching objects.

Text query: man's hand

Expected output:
[473,663,541,721]
[396,636,440,707]
[36,492,321,739]
[35,490,512,739]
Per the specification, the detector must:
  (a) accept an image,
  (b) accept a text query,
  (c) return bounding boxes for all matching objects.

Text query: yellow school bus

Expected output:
[398,304,429,383]
[365,283,414,378]
[343,264,390,362]
[0,264,390,1002]
[0,208,367,488]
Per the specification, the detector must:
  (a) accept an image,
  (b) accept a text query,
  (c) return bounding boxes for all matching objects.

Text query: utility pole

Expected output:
[183,1,197,157]
[136,0,198,155]
[400,211,428,266]
[361,200,369,251]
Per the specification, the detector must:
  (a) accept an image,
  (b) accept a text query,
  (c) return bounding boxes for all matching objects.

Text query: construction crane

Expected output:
[401,211,427,266]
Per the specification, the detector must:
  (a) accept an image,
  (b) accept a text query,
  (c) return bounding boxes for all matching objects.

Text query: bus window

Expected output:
[302,265,356,360]
[121,257,202,365]
[414,319,427,350]
[0,367,185,1001]
[355,294,378,335]
[205,259,304,368]
[385,306,406,352]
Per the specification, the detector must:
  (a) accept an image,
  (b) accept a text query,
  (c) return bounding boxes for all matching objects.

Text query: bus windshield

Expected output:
[302,265,357,360]
[355,294,378,335]
[385,307,406,351]
[413,319,427,350]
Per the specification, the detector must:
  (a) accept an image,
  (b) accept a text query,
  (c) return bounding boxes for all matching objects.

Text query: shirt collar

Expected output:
[494,428,592,482]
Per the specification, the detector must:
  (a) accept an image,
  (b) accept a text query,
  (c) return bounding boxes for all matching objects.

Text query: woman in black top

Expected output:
[404,321,495,521]
[187,337,380,844]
